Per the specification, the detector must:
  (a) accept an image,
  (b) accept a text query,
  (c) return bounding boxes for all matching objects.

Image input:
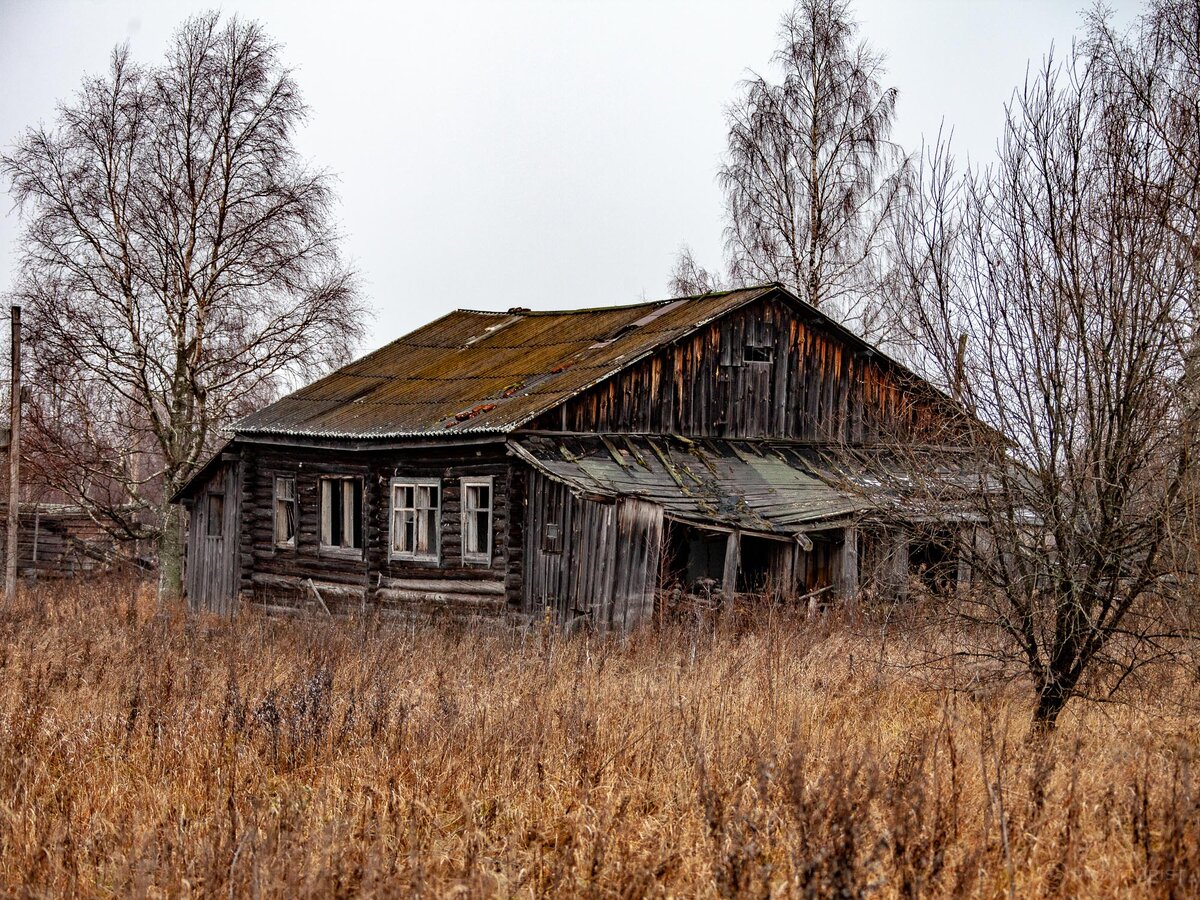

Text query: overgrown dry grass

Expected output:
[0,582,1197,897]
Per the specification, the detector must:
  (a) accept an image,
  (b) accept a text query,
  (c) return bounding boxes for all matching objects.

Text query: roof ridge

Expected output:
[453,284,773,318]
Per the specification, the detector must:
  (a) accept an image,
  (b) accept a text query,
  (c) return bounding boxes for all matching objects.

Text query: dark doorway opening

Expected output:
[663,522,727,593]
[737,535,774,594]
[909,536,957,595]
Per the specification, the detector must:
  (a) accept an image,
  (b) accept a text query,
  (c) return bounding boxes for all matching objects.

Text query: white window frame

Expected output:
[460,476,494,565]
[319,475,363,555]
[273,475,297,548]
[389,477,441,563]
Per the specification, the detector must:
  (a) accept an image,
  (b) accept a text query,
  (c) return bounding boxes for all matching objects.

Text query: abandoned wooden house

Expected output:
[0,431,142,580]
[173,283,970,626]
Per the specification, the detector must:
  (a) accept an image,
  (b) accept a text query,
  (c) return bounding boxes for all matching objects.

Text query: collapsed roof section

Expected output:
[509,434,869,536]
[510,434,991,538]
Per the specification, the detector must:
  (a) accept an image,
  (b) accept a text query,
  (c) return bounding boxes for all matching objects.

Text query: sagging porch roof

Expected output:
[508,434,875,535]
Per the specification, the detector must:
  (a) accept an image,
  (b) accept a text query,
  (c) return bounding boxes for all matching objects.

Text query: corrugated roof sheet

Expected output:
[235,286,774,438]
[509,434,870,534]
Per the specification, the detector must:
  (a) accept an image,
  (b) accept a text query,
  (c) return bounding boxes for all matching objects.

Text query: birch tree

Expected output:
[2,13,366,599]
[719,0,905,329]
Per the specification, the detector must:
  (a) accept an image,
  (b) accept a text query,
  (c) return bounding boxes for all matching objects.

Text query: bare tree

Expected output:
[884,42,1193,730]
[719,0,905,329]
[668,244,725,296]
[2,13,367,600]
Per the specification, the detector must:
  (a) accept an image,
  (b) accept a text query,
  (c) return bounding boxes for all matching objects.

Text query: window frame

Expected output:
[389,477,442,564]
[459,475,494,565]
[273,475,297,549]
[319,475,364,556]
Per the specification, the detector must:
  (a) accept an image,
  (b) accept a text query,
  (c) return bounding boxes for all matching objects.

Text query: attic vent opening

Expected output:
[744,344,774,364]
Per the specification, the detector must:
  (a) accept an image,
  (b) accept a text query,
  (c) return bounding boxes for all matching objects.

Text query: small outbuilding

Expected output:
[173,284,971,626]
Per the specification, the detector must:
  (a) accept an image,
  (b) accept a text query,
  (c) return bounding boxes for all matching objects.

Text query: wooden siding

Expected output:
[529,295,948,442]
[184,460,242,614]
[522,471,663,630]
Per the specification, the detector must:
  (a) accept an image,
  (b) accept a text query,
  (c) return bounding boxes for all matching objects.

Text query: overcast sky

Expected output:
[0,0,1136,354]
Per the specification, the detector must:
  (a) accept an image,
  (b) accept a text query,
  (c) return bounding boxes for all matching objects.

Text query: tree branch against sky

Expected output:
[1,12,367,599]
[884,36,1194,730]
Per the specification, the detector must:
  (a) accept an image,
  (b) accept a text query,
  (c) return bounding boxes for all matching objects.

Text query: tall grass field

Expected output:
[0,582,1196,896]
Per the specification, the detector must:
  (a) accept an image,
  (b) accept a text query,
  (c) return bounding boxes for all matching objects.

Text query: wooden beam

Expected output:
[5,305,19,603]
[722,530,740,601]
[838,526,859,600]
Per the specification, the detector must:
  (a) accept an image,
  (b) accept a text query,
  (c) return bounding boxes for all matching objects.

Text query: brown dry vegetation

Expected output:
[0,582,1198,897]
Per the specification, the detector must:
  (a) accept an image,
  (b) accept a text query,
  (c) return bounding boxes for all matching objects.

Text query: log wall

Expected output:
[229,443,520,620]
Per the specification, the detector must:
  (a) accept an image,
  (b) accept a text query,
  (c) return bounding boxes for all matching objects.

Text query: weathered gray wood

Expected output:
[611,498,663,631]
[837,526,859,600]
[722,531,740,601]
[377,576,505,595]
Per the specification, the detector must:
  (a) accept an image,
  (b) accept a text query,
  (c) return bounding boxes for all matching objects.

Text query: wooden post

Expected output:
[838,525,859,600]
[722,530,740,602]
[5,305,20,603]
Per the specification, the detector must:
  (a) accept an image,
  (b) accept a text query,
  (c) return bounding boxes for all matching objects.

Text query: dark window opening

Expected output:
[743,343,774,364]
[736,536,774,593]
[321,476,363,551]
[206,493,224,537]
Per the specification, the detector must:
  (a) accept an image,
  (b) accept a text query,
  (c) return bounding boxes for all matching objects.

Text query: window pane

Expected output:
[329,479,343,547]
[351,479,363,549]
[321,480,332,545]
[422,507,437,555]
[206,494,224,537]
[284,500,296,542]
[475,510,490,557]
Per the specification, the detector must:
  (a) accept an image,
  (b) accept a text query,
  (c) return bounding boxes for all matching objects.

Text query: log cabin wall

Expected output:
[235,442,518,619]
[528,295,943,442]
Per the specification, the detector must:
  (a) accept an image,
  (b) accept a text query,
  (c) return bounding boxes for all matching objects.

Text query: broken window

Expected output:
[206,493,224,537]
[743,342,774,364]
[391,479,440,562]
[320,476,363,552]
[461,477,493,564]
[274,476,296,547]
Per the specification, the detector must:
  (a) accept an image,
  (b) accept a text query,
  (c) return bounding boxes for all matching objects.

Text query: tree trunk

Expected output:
[157,501,184,604]
[1030,679,1070,733]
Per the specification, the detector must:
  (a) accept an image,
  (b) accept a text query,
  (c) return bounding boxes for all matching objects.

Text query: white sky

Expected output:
[0,0,1135,354]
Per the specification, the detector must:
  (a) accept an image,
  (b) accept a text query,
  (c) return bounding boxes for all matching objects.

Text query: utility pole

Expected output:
[6,306,20,603]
